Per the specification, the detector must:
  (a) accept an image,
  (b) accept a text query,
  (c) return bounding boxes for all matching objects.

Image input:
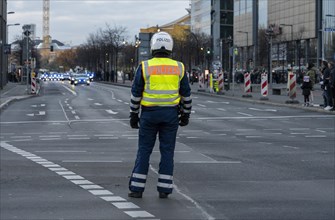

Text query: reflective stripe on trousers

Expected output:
[129,107,179,193]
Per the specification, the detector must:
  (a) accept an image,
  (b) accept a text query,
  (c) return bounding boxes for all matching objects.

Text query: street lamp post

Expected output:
[237,31,249,71]
[0,11,16,89]
[280,24,293,66]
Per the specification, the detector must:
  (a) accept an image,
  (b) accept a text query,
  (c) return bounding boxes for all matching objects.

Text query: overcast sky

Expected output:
[7,0,190,46]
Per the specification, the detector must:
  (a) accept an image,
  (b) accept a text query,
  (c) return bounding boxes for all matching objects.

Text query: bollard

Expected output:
[242,72,252,98]
[31,72,37,94]
[285,71,299,104]
[260,72,269,100]
[198,72,205,92]
[218,72,224,93]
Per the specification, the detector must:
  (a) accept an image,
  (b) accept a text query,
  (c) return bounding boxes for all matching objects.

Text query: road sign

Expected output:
[324,28,335,32]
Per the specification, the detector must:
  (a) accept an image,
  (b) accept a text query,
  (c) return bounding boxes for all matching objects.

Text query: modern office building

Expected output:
[233,0,335,70]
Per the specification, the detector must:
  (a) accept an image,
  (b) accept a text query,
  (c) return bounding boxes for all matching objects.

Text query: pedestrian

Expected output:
[324,61,333,110]
[305,62,317,105]
[128,31,192,199]
[301,75,312,106]
[319,68,327,107]
[329,61,335,111]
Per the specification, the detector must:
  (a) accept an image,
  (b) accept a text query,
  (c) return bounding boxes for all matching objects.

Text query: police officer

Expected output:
[128,31,192,199]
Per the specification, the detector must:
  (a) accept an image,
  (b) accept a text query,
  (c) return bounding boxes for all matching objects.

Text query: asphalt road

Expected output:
[1,80,334,220]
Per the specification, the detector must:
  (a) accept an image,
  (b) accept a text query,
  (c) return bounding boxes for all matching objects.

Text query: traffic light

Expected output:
[207,47,211,55]
[50,45,54,52]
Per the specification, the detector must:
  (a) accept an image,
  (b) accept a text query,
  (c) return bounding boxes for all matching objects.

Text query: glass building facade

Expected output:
[190,0,211,35]
[233,0,335,70]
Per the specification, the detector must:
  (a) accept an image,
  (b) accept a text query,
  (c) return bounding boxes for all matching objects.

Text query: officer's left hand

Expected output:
[179,113,190,126]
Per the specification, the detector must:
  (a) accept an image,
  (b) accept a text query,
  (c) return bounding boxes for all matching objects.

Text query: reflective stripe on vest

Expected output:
[141,58,184,107]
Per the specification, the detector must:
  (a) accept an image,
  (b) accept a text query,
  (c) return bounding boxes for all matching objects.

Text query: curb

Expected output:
[0,95,34,111]
[191,90,335,115]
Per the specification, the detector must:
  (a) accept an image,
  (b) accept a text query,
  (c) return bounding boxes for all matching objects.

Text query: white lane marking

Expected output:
[68,137,89,140]
[74,116,80,120]
[106,109,118,115]
[305,135,327,138]
[59,100,70,123]
[246,136,262,138]
[178,161,241,164]
[88,98,94,101]
[195,115,335,120]
[99,137,119,140]
[89,190,113,196]
[56,171,76,175]
[80,185,103,190]
[315,129,327,133]
[237,112,253,117]
[197,104,206,107]
[124,211,155,218]
[67,135,88,137]
[207,101,230,104]
[62,160,123,163]
[2,143,156,218]
[101,196,126,202]
[37,111,46,116]
[63,175,85,180]
[236,129,256,131]
[289,128,310,131]
[290,133,309,135]
[40,138,61,141]
[217,108,226,111]
[10,136,31,139]
[39,135,61,138]
[94,103,103,106]
[71,111,76,114]
[150,165,216,220]
[248,107,277,112]
[282,145,299,150]
[35,150,86,153]
[61,84,77,95]
[71,180,93,185]
[69,106,73,110]
[112,202,139,209]
[186,137,200,139]
[26,113,34,116]
[41,104,46,107]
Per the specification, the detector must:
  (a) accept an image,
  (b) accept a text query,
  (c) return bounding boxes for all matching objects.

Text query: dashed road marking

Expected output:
[2,141,156,218]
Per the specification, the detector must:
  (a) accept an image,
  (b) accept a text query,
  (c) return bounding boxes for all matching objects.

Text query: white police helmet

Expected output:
[150,31,173,55]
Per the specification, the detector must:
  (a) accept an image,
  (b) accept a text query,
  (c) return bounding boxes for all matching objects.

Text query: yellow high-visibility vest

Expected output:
[141,57,184,107]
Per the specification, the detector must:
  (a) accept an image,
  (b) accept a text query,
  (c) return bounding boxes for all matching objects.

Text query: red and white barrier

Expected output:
[261,72,268,97]
[244,72,251,93]
[31,73,36,94]
[288,71,296,99]
[218,72,224,92]
[198,72,205,90]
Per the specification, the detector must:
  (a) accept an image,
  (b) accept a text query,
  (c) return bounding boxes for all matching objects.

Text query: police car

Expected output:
[73,74,91,86]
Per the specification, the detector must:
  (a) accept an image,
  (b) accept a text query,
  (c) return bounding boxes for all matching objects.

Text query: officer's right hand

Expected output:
[130,113,140,129]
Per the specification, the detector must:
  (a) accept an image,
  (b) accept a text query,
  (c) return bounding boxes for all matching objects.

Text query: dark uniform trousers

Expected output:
[129,107,179,194]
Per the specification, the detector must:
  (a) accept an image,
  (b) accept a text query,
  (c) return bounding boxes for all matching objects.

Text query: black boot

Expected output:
[128,191,143,198]
[159,192,169,199]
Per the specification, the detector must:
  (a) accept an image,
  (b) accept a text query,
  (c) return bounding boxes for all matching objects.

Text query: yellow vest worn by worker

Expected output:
[141,57,184,107]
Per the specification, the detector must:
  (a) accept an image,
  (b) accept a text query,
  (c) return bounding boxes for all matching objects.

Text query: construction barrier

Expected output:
[209,73,214,93]
[261,72,268,97]
[244,72,251,94]
[218,72,224,92]
[288,71,296,100]
[31,72,37,94]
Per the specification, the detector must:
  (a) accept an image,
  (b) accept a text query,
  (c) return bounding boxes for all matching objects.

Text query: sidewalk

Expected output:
[1,80,334,114]
[189,82,334,114]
